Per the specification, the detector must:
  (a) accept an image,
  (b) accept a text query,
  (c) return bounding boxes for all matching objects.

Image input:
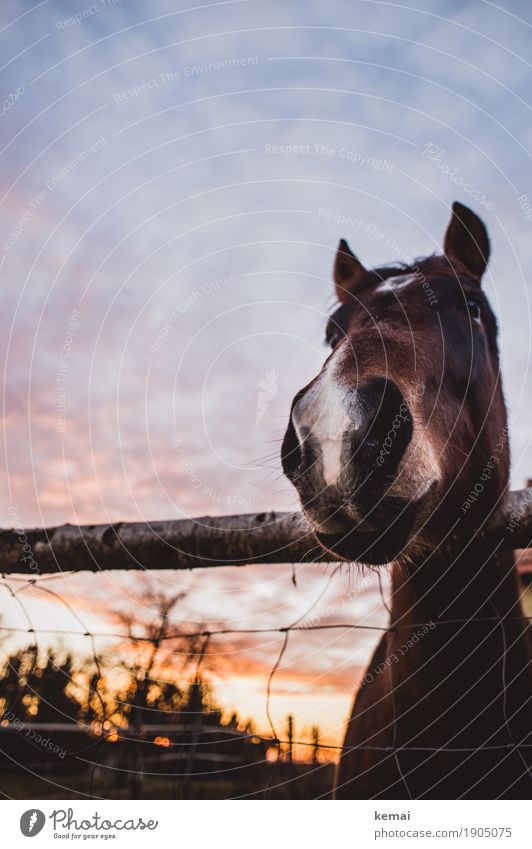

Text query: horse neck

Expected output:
[386,546,531,740]
[389,547,523,629]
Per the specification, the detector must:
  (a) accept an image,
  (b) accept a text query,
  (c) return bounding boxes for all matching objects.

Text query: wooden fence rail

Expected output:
[1,488,532,575]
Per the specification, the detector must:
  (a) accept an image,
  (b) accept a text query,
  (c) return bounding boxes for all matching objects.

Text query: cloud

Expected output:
[1,0,530,737]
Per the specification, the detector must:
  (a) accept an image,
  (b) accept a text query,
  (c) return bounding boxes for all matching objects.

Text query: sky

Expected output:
[1,0,532,748]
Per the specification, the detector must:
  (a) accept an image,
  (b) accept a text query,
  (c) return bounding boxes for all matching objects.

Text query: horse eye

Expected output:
[466,297,482,323]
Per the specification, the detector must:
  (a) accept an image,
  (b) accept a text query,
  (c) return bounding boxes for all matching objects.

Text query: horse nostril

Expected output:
[281,386,319,480]
[281,411,303,479]
[357,379,413,471]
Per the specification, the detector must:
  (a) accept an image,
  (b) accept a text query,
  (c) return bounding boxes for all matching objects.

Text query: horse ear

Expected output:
[443,201,490,282]
[334,239,367,303]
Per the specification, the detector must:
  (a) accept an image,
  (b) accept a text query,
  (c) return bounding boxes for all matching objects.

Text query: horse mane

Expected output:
[330,253,474,312]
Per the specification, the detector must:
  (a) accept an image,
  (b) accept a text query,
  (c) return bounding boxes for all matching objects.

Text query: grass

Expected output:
[0,764,334,800]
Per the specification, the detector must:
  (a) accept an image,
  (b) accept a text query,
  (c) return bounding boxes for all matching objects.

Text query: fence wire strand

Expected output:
[0,568,531,799]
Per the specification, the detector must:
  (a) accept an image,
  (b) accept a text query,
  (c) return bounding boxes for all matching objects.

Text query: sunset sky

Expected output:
[1,0,531,749]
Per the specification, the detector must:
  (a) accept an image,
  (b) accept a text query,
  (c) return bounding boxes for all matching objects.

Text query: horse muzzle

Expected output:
[281,371,430,563]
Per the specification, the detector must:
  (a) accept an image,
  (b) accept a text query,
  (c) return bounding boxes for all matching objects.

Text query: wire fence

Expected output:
[0,549,531,799]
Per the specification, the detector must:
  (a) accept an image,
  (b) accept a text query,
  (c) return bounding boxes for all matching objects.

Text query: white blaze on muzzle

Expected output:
[291,362,362,486]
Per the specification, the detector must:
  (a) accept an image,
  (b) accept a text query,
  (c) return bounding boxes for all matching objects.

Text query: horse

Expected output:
[281,202,532,799]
